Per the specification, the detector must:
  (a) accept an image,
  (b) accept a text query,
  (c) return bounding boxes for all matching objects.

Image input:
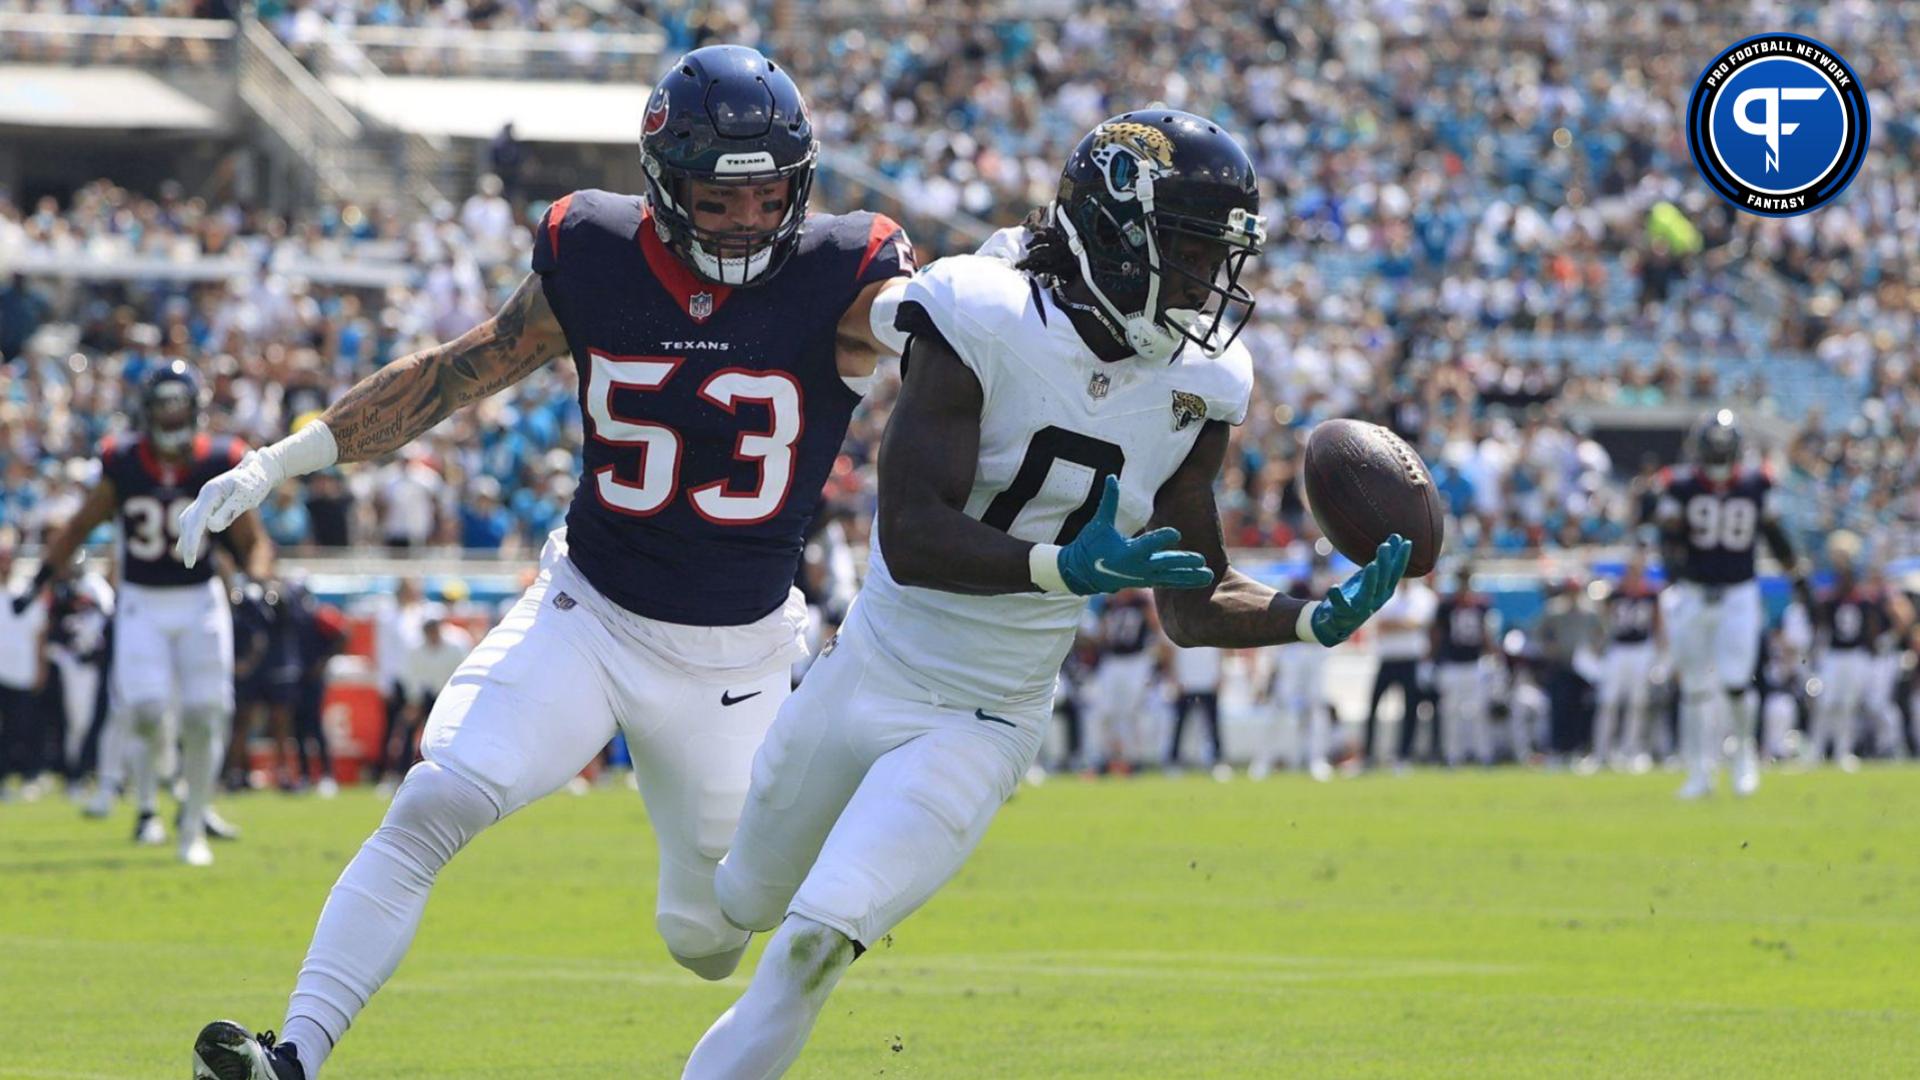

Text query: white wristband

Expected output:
[262,419,339,480]
[1296,601,1324,647]
[1029,543,1070,594]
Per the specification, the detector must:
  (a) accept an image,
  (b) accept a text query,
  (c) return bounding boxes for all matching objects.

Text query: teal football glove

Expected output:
[1305,534,1412,646]
[1048,476,1215,596]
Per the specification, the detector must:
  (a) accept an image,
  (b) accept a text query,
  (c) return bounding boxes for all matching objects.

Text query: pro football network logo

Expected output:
[1686,33,1868,217]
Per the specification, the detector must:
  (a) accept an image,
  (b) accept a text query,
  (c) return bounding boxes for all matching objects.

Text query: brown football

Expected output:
[1302,418,1444,577]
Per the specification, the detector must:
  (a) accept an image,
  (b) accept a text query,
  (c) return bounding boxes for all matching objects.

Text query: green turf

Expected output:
[3,767,1917,1078]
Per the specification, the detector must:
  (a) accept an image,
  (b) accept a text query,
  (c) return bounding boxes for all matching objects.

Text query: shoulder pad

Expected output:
[532,189,642,275]
[897,254,1037,395]
[1179,338,1255,426]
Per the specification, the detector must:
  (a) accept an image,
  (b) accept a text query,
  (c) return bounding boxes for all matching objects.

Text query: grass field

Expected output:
[4,766,1917,1078]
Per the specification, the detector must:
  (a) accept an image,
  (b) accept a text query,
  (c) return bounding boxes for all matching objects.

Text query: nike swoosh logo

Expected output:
[1092,558,1145,581]
[720,690,763,707]
[974,708,1015,728]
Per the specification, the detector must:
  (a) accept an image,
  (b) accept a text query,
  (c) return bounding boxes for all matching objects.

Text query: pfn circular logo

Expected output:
[1687,33,1868,217]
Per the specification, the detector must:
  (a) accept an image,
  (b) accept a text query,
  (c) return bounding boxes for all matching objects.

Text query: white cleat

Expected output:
[1732,754,1760,797]
[1308,761,1334,783]
[181,836,214,867]
[315,777,339,799]
[1838,754,1862,774]
[1676,774,1714,800]
[84,785,115,819]
[135,812,167,845]
[1210,763,1234,783]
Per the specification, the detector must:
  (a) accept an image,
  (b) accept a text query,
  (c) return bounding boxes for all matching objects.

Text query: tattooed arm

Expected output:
[325,273,568,461]
[174,274,568,566]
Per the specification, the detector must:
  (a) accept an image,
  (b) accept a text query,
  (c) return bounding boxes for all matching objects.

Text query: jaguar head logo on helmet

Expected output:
[1042,110,1267,363]
[638,44,819,288]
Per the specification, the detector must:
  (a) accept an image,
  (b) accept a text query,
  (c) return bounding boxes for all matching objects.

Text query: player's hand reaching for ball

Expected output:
[1034,475,1215,596]
[176,421,339,569]
[1303,534,1411,646]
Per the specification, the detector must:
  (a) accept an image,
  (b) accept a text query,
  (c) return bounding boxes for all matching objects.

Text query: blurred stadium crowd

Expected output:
[4,0,1920,561]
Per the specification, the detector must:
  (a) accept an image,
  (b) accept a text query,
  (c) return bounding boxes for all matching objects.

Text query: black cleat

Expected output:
[192,1022,306,1080]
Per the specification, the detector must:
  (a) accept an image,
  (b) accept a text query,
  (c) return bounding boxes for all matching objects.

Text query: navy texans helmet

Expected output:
[140,359,202,454]
[639,44,817,287]
[1686,408,1743,479]
[1052,110,1266,362]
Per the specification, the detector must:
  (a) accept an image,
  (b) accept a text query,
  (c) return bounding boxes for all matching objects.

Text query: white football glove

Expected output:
[175,421,338,568]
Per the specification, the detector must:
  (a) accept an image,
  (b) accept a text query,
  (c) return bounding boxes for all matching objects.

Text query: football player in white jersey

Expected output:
[680,111,1412,1079]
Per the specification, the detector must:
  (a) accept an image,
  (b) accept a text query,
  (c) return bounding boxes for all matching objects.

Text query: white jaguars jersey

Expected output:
[854,246,1254,708]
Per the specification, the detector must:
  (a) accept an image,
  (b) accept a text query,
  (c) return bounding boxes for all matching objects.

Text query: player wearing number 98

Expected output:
[182,44,915,1080]
[680,111,1411,1080]
[11,359,273,869]
[1654,409,1804,800]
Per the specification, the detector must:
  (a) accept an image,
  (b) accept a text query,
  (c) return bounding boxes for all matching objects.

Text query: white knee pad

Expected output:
[658,900,752,980]
[371,762,500,882]
[714,858,790,935]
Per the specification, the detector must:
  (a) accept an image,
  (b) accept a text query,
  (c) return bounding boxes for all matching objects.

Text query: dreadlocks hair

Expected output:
[1014,205,1080,284]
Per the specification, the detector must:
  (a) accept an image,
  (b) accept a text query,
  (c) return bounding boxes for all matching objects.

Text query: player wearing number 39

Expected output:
[1654,410,1804,800]
[679,111,1413,1079]
[180,45,915,1080]
[12,359,274,868]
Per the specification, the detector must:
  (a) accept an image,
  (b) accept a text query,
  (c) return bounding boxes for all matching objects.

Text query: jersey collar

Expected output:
[637,207,732,324]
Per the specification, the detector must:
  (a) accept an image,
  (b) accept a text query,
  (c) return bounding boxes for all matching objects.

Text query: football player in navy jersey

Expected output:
[12,360,273,865]
[1653,410,1804,799]
[178,45,915,1080]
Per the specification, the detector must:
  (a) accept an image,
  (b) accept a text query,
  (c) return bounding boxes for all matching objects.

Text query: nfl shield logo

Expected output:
[1088,372,1111,399]
[689,292,714,320]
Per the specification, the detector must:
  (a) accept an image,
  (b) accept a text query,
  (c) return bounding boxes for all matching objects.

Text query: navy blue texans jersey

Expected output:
[100,433,245,587]
[1607,585,1659,644]
[533,190,912,625]
[1656,465,1774,586]
[1099,592,1154,656]
[1815,588,1883,651]
[1435,594,1492,663]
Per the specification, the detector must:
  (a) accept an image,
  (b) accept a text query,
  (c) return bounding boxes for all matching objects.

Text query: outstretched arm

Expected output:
[1151,422,1308,648]
[176,274,567,566]
[324,273,567,461]
[1153,421,1410,649]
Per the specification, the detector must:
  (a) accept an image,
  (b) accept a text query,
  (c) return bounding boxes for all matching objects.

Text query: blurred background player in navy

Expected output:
[1655,410,1803,798]
[230,579,302,791]
[12,360,273,863]
[1593,552,1661,772]
[1805,534,1882,771]
[45,553,113,804]
[0,529,52,802]
[181,43,917,1080]
[1432,563,1497,768]
[1086,590,1162,776]
[286,574,348,797]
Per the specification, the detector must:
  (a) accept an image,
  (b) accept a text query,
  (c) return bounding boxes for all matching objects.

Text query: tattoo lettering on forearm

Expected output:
[324,276,561,462]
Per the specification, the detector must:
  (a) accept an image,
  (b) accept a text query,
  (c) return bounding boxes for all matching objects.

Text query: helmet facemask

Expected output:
[145,380,198,454]
[643,146,817,287]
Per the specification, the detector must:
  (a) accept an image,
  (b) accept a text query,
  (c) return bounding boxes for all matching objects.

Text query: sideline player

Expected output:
[1593,552,1660,770]
[1655,410,1802,798]
[1804,536,1881,770]
[12,360,272,864]
[681,111,1411,1078]
[181,45,914,1080]
[1432,562,1495,768]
